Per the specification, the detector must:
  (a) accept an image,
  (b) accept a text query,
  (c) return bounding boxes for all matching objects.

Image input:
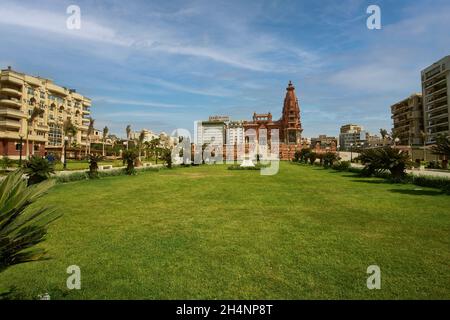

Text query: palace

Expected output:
[243,80,303,160]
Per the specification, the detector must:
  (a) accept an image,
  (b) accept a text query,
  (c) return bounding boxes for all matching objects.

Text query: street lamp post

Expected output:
[394,137,400,147]
[18,134,24,167]
[63,136,69,170]
[350,143,354,162]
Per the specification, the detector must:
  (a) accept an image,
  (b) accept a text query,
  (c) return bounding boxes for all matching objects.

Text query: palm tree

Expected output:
[102,126,109,157]
[420,130,428,162]
[149,137,160,164]
[379,128,388,146]
[125,125,131,150]
[137,130,145,161]
[63,119,78,163]
[431,134,450,158]
[0,170,60,276]
[85,118,95,156]
[26,107,44,158]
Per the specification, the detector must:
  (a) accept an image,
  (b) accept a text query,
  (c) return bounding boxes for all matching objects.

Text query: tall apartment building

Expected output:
[226,120,245,145]
[421,55,450,144]
[195,116,228,145]
[339,124,366,151]
[391,93,424,146]
[0,67,91,159]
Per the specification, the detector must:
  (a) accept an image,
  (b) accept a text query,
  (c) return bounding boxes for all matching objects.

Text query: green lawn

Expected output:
[1,162,449,299]
[53,159,125,171]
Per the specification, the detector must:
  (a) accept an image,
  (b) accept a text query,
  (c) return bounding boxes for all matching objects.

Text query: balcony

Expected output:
[0,108,26,119]
[0,98,22,108]
[428,111,448,121]
[0,118,21,129]
[0,87,22,97]
[0,73,24,86]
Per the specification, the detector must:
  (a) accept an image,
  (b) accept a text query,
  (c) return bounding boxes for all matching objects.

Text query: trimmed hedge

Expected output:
[228,164,270,170]
[54,166,162,184]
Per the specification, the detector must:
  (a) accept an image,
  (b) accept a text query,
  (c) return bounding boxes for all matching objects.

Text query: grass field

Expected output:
[1,162,449,299]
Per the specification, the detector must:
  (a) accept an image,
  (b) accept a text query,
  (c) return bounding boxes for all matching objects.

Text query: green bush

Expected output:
[323,152,338,168]
[332,161,351,171]
[0,170,60,277]
[122,149,138,175]
[228,164,269,170]
[357,147,411,179]
[88,154,103,179]
[411,175,450,192]
[55,172,89,183]
[23,156,55,186]
[0,156,15,170]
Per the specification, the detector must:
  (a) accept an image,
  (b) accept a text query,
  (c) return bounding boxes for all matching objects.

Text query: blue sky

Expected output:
[1,0,450,138]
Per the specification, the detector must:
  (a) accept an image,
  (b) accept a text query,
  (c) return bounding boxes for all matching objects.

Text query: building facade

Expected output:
[195,118,227,146]
[242,81,303,159]
[0,67,91,159]
[391,93,424,146]
[130,129,159,143]
[310,135,337,151]
[339,124,365,151]
[421,55,450,144]
[226,120,245,145]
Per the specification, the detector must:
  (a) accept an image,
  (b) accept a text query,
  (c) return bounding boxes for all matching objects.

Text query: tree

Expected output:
[125,125,131,150]
[149,138,161,164]
[88,154,103,179]
[85,118,95,157]
[379,128,388,146]
[162,148,173,168]
[137,130,146,162]
[63,119,77,141]
[122,149,138,175]
[0,170,60,277]
[26,107,44,158]
[308,151,317,165]
[23,156,55,186]
[299,148,311,163]
[431,135,450,158]
[102,126,109,157]
[323,152,339,168]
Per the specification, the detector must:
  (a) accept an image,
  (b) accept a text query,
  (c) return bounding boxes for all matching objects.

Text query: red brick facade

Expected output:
[0,138,45,159]
[243,81,303,160]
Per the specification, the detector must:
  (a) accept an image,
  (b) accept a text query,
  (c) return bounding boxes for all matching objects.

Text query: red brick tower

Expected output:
[280,81,303,144]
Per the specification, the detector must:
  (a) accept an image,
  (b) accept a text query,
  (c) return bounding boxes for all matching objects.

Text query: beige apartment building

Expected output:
[421,55,450,144]
[391,93,424,146]
[0,67,91,159]
[338,124,365,151]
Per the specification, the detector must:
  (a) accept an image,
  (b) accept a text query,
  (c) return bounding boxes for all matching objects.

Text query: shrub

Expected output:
[308,152,317,165]
[55,172,89,183]
[293,151,301,162]
[161,148,173,168]
[357,147,411,180]
[88,154,103,179]
[23,156,55,186]
[1,156,15,170]
[299,148,311,163]
[122,149,138,175]
[323,152,339,168]
[228,164,269,170]
[332,161,351,171]
[0,170,60,276]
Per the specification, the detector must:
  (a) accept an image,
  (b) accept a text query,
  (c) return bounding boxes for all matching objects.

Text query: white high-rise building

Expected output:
[226,121,244,145]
